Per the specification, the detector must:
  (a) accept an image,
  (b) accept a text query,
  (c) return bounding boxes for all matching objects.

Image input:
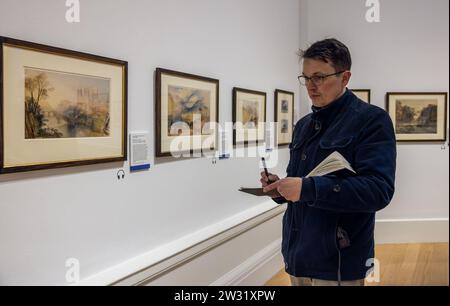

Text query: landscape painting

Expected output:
[387,92,447,142]
[242,99,259,129]
[167,85,211,136]
[396,99,437,134]
[25,68,110,139]
[155,68,219,157]
[232,87,266,146]
[1,37,127,174]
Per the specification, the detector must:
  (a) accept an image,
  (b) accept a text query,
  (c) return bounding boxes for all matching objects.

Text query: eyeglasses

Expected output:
[298,71,346,86]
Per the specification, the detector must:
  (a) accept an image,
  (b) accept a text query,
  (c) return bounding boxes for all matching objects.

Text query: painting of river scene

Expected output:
[387,92,447,142]
[167,85,212,136]
[25,68,110,139]
[395,99,437,134]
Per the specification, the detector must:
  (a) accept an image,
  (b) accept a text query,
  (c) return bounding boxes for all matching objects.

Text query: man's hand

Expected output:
[260,172,280,198]
[263,177,303,202]
[260,171,280,187]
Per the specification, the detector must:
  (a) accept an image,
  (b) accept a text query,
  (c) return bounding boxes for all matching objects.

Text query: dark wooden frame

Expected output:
[351,89,371,104]
[155,68,219,157]
[0,36,128,174]
[232,87,267,146]
[274,89,295,147]
[386,92,448,143]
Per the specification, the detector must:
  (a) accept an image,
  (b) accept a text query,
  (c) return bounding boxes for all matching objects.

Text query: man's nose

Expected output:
[306,82,317,90]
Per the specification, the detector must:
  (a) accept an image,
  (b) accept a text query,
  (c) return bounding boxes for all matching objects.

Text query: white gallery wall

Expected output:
[299,0,449,220]
[0,0,300,285]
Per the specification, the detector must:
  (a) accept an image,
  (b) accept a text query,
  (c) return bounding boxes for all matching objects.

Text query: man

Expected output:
[261,38,396,286]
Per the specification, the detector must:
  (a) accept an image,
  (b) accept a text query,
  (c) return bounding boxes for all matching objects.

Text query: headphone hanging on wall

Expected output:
[117,169,125,180]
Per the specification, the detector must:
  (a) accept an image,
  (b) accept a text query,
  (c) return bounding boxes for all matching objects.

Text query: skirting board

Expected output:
[209,239,283,286]
[375,218,449,244]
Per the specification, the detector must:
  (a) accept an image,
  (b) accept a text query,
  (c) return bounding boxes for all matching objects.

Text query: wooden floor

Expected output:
[265,243,449,286]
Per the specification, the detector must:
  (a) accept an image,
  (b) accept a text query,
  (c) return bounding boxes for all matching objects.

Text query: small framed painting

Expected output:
[0,36,128,174]
[386,92,447,142]
[233,87,266,146]
[274,89,294,147]
[351,89,371,104]
[155,68,219,157]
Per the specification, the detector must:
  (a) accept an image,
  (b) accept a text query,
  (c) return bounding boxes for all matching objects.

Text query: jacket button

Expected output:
[301,153,307,160]
[333,184,341,192]
[315,122,321,131]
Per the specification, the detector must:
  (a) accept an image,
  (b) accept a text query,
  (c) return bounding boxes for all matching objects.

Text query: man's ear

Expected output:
[342,71,352,86]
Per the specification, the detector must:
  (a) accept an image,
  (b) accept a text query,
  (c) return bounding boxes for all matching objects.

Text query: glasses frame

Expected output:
[298,70,346,86]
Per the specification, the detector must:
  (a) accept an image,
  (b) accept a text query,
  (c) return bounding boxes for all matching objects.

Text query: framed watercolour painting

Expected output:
[351,89,371,104]
[274,89,294,147]
[386,92,447,142]
[0,37,127,174]
[233,87,266,146]
[155,68,219,157]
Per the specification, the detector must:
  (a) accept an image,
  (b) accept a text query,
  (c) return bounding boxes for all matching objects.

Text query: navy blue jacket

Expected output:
[274,89,396,281]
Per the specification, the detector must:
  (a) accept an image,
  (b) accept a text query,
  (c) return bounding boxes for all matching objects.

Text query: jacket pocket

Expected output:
[292,211,339,272]
[319,136,354,165]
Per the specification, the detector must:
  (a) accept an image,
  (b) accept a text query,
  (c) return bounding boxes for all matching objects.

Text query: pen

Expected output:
[261,157,272,184]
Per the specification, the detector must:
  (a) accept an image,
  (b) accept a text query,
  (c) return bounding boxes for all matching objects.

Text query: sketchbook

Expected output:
[239,151,355,198]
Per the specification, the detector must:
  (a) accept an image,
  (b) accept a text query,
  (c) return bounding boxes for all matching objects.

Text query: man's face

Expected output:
[302,58,351,107]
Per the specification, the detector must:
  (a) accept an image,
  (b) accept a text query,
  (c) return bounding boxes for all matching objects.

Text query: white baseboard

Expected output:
[210,239,283,286]
[234,249,284,286]
[375,218,449,244]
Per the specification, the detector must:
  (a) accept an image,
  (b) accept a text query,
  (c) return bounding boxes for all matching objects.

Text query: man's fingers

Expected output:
[263,180,281,193]
[261,172,280,189]
[260,178,269,187]
[260,171,269,181]
[268,174,279,182]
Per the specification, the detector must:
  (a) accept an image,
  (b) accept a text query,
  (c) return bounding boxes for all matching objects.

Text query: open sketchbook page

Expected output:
[306,151,355,178]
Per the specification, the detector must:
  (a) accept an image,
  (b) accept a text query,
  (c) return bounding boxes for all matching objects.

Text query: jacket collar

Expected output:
[311,88,352,123]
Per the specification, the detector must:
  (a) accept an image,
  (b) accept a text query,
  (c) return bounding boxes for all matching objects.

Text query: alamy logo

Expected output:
[65,258,80,284]
[365,258,381,283]
[65,0,80,23]
[365,0,381,23]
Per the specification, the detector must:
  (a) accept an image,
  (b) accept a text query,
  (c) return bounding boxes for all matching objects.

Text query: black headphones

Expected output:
[117,169,125,180]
